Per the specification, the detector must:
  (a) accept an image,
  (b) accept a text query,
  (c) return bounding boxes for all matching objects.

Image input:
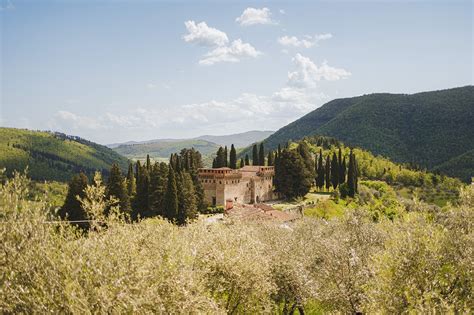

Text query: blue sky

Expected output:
[1,0,472,144]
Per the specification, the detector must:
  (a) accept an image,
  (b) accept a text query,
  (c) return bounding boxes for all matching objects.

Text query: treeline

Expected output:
[212,142,275,168]
[273,142,359,199]
[59,148,206,226]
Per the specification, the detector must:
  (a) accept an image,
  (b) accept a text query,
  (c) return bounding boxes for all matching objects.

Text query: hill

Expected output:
[111,130,274,163]
[195,130,274,148]
[113,139,220,162]
[241,86,474,182]
[0,127,129,181]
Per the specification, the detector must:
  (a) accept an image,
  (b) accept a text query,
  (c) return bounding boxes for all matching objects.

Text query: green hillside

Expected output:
[113,139,220,162]
[242,86,474,182]
[0,128,129,181]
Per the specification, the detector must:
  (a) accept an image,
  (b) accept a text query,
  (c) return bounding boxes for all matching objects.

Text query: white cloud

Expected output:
[236,7,276,26]
[288,53,351,88]
[183,20,229,47]
[183,20,261,65]
[278,33,333,48]
[199,39,262,65]
[279,9,286,15]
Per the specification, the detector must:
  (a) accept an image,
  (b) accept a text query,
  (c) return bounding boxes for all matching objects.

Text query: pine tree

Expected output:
[252,144,259,166]
[229,144,237,169]
[259,143,265,166]
[331,152,339,189]
[163,165,178,221]
[316,149,325,191]
[267,151,274,166]
[106,164,131,215]
[245,154,250,165]
[59,172,89,222]
[240,158,245,168]
[126,162,136,198]
[325,155,331,191]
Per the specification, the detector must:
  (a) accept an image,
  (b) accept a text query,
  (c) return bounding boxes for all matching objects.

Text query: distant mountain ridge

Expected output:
[108,130,274,149]
[0,127,129,182]
[241,86,474,182]
[110,130,274,164]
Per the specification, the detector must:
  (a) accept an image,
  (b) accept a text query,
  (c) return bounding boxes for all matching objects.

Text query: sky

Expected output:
[1,0,472,144]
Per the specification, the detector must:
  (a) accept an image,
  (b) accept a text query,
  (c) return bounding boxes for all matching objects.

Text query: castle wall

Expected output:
[198,166,276,207]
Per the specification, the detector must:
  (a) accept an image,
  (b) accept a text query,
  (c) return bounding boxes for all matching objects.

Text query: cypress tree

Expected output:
[126,162,136,198]
[106,164,131,215]
[177,172,197,225]
[212,158,217,168]
[267,151,274,166]
[330,152,339,189]
[229,144,237,169]
[274,149,313,199]
[325,155,331,191]
[338,148,344,184]
[316,149,325,191]
[240,158,245,168]
[252,144,259,166]
[59,172,89,222]
[245,154,250,165]
[163,165,178,221]
[353,153,359,193]
[148,162,168,217]
[133,163,149,219]
[146,154,151,172]
[340,156,347,184]
[297,141,315,178]
[224,146,228,167]
[347,150,356,197]
[259,143,265,166]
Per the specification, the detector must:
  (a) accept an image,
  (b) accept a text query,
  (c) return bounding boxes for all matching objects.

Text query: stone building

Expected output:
[198,166,276,207]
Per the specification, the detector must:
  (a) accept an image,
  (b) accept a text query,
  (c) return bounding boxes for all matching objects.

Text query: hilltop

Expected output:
[241,86,474,182]
[0,127,129,181]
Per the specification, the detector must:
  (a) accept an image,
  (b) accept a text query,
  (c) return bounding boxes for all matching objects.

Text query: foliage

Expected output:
[0,127,129,182]
[245,86,474,182]
[1,173,473,313]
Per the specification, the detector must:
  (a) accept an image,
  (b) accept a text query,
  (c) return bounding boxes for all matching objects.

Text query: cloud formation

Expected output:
[183,20,261,65]
[278,33,333,48]
[288,53,351,88]
[51,54,350,140]
[199,39,262,65]
[236,7,276,26]
[183,20,229,47]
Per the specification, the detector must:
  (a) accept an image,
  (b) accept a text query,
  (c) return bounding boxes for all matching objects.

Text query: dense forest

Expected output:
[0,128,129,181]
[240,86,474,182]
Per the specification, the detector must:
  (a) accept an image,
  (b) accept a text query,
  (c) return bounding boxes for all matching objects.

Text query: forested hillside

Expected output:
[241,86,474,182]
[113,139,220,163]
[0,128,129,181]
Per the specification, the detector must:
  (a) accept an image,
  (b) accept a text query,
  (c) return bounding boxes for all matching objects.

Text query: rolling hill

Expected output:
[240,86,474,182]
[0,127,129,182]
[113,139,220,162]
[110,130,274,163]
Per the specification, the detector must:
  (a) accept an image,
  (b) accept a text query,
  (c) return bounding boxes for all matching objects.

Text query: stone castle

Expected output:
[198,166,276,207]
